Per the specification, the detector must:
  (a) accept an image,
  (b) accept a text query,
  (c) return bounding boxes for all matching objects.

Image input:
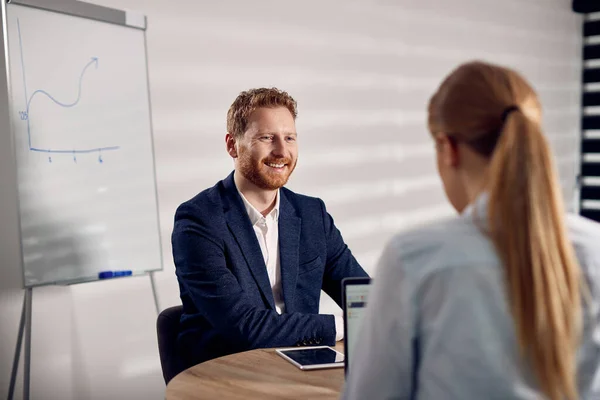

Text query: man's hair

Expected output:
[227,87,297,139]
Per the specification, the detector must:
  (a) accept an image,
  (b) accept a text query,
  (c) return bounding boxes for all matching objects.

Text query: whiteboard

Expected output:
[4,1,162,287]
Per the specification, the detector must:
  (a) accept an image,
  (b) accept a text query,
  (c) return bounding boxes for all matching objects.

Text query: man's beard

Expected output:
[238,150,297,190]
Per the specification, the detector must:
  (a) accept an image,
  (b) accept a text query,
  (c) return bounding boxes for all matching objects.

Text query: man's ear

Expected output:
[436,133,460,168]
[225,133,238,158]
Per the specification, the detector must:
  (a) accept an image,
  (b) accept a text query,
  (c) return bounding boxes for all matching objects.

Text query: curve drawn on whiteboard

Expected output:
[16,18,120,163]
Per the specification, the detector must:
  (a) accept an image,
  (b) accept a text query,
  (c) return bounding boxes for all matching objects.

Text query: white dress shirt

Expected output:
[237,188,344,339]
[343,193,600,399]
[238,189,285,314]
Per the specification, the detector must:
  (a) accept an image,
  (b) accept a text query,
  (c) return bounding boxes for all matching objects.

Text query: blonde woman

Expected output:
[343,61,600,400]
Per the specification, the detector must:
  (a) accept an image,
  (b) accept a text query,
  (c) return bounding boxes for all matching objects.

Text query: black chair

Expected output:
[156,305,185,384]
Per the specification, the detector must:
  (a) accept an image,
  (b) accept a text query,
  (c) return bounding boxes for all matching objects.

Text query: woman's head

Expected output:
[428,61,541,212]
[427,61,582,400]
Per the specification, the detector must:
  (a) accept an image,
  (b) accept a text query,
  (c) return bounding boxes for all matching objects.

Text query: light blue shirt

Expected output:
[343,194,600,400]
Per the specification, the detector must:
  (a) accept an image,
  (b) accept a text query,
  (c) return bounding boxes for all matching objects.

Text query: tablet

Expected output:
[276,346,344,370]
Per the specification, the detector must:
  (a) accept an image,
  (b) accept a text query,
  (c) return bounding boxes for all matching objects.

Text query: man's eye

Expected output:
[286,136,296,142]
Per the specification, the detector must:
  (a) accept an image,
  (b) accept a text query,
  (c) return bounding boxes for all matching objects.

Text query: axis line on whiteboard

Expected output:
[16,18,120,157]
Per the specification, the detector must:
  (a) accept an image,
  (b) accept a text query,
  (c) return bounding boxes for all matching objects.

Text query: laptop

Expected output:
[342,276,372,374]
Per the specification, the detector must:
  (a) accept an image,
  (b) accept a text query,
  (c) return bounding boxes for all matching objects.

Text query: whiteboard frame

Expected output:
[7,0,146,29]
[0,0,164,288]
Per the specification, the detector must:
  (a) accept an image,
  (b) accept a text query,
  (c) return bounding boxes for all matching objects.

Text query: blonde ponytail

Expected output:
[487,110,582,400]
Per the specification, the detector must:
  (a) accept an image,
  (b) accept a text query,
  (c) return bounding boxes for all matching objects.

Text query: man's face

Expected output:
[231,107,298,190]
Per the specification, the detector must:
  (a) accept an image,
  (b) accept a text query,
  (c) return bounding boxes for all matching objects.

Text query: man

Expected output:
[172,87,368,367]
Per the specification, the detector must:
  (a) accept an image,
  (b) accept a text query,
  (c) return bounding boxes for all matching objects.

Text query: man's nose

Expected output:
[271,137,286,156]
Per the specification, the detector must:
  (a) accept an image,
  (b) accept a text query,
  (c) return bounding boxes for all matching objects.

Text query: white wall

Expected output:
[0,0,582,399]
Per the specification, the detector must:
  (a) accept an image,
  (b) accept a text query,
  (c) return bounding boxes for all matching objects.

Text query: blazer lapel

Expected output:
[222,173,275,309]
[278,190,300,313]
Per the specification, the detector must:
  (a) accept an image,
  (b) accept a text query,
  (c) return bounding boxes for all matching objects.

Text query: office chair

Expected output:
[156,305,185,384]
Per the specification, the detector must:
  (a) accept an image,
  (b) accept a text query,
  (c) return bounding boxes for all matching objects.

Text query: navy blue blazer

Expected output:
[172,172,368,366]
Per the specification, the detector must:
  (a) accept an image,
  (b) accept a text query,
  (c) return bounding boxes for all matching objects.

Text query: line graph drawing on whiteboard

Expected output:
[16,18,119,164]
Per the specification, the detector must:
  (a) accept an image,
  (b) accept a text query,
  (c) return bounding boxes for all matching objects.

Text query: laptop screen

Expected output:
[342,277,372,373]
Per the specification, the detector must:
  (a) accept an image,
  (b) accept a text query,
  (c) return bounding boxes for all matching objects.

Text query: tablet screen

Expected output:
[279,347,344,366]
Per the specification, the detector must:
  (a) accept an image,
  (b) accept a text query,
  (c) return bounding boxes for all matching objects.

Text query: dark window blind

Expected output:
[580,16,600,222]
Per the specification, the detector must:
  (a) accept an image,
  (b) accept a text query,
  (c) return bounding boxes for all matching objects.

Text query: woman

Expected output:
[342,61,600,400]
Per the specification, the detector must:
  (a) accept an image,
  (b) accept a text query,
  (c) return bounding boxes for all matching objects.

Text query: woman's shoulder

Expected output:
[391,210,491,250]
[381,213,497,279]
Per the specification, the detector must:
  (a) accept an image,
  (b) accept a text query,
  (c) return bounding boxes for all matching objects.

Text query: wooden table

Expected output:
[166,342,345,400]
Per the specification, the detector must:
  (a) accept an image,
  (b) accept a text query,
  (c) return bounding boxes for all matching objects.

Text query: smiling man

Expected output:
[171,87,368,367]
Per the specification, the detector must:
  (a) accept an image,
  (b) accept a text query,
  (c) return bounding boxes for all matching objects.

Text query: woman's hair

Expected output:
[428,61,582,400]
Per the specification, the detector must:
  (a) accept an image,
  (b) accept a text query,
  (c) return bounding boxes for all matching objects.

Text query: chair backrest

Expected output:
[156,305,184,384]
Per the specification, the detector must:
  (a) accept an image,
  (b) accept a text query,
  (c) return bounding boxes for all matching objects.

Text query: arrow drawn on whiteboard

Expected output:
[25,57,98,111]
[16,18,119,160]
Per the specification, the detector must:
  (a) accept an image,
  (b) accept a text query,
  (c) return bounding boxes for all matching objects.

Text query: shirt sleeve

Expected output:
[342,240,417,400]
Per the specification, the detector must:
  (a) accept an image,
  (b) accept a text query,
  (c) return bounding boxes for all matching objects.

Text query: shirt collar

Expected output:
[237,187,280,226]
[462,191,489,224]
